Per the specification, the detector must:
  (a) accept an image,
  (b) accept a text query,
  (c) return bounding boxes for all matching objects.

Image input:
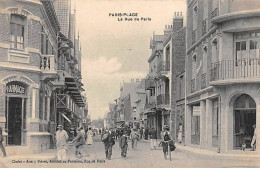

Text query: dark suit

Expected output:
[103,131,115,159]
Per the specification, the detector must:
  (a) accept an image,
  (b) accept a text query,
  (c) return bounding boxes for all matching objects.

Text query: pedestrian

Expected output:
[177,123,183,143]
[0,126,6,157]
[86,128,93,145]
[140,127,144,139]
[101,128,115,160]
[251,124,256,151]
[149,127,157,150]
[130,129,140,150]
[119,130,128,159]
[145,127,149,140]
[161,125,172,160]
[56,125,69,160]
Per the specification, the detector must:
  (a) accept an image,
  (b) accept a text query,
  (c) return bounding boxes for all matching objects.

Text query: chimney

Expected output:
[173,11,183,33]
[164,24,172,35]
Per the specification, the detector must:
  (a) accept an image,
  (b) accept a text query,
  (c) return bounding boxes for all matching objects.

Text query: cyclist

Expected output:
[161,125,172,160]
[70,127,86,156]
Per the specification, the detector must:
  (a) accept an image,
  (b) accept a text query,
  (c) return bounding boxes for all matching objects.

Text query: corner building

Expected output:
[186,0,260,153]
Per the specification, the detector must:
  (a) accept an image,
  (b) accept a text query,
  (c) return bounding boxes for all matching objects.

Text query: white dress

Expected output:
[177,125,183,143]
[86,130,93,145]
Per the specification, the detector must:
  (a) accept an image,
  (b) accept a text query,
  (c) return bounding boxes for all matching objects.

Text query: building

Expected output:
[144,31,168,138]
[0,0,86,154]
[185,0,260,153]
[163,12,186,141]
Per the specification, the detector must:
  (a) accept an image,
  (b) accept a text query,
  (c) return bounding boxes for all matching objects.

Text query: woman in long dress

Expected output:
[86,128,93,145]
[177,123,183,143]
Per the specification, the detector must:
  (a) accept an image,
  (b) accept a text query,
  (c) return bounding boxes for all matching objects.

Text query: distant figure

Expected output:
[149,127,157,150]
[144,127,149,140]
[86,128,93,145]
[56,125,69,160]
[177,123,183,143]
[130,129,140,150]
[0,126,6,157]
[251,124,256,151]
[119,131,128,159]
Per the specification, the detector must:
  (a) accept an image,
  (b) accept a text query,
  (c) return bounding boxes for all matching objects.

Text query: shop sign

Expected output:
[193,106,201,116]
[6,84,26,94]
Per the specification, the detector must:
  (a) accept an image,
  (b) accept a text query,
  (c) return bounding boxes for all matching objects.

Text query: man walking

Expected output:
[149,127,157,150]
[119,130,128,159]
[56,125,69,160]
[130,129,140,150]
[0,126,6,157]
[102,128,115,160]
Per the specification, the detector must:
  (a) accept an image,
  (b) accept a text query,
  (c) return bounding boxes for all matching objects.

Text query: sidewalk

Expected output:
[140,139,260,159]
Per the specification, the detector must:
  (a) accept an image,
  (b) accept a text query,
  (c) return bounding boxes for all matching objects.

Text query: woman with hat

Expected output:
[251,124,256,151]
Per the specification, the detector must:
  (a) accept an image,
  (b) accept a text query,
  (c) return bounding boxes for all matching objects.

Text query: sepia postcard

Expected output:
[0,0,260,168]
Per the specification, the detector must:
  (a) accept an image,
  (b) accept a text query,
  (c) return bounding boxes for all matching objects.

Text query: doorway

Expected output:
[8,97,22,145]
[233,94,256,149]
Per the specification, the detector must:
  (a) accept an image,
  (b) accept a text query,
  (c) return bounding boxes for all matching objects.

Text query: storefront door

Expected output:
[7,97,27,145]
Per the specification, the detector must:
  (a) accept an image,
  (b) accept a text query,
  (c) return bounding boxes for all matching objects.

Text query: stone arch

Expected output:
[1,75,38,88]
[228,91,257,108]
[6,6,33,18]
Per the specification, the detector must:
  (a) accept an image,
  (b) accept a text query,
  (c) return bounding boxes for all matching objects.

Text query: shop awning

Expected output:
[62,113,71,123]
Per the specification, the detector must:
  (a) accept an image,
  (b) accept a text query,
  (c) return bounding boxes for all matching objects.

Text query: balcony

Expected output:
[192,30,196,44]
[211,8,219,19]
[40,55,57,81]
[157,94,170,106]
[157,61,170,73]
[202,19,207,36]
[210,59,260,85]
[191,78,196,93]
[145,78,155,90]
[201,73,206,89]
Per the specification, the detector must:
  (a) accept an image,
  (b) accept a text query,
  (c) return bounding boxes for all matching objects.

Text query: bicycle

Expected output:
[162,140,174,161]
[66,142,97,160]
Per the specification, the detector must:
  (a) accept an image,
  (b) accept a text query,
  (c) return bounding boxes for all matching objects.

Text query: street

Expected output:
[1,135,259,168]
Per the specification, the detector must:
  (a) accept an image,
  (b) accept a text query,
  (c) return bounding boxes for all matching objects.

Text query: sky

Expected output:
[75,0,186,120]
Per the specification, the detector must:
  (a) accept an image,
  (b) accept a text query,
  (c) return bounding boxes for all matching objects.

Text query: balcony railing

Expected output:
[40,55,56,72]
[157,94,170,106]
[211,8,218,19]
[191,78,196,93]
[157,61,170,73]
[210,59,260,81]
[202,19,207,36]
[192,30,196,44]
[201,73,206,89]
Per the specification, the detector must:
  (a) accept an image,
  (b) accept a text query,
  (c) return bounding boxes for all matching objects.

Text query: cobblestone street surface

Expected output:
[0,135,259,168]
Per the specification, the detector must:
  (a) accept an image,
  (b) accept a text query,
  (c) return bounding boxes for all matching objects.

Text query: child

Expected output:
[241,141,246,151]
[119,131,128,159]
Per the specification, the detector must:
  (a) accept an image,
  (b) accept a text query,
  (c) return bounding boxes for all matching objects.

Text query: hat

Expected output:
[57,125,63,128]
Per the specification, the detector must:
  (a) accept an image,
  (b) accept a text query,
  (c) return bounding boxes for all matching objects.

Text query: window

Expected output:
[10,14,25,50]
[193,5,198,31]
[202,46,207,73]
[41,26,44,54]
[192,55,197,79]
[179,75,184,99]
[236,41,247,60]
[249,40,259,59]
[212,39,218,63]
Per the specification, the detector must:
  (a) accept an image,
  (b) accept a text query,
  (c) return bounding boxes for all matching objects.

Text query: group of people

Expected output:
[55,125,94,160]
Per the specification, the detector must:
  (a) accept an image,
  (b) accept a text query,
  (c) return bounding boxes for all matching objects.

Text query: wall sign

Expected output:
[6,83,26,94]
[193,106,201,116]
